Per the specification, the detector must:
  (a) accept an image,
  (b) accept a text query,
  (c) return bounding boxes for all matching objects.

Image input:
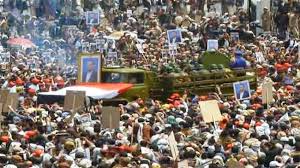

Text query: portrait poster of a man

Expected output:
[233,80,251,100]
[80,55,101,83]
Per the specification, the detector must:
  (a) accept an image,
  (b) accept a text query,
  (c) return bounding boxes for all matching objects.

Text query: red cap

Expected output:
[286,85,294,91]
[43,78,51,84]
[173,100,181,107]
[255,122,262,126]
[25,130,36,137]
[32,149,43,157]
[57,81,64,87]
[28,88,36,95]
[24,134,30,140]
[275,64,285,72]
[199,96,207,101]
[31,78,40,84]
[169,95,176,100]
[172,93,180,99]
[8,81,16,87]
[55,76,64,83]
[243,123,250,129]
[0,136,9,143]
[16,78,23,86]
[226,143,233,149]
[283,62,292,68]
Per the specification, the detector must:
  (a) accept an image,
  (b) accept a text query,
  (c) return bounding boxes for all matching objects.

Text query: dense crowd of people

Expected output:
[0,0,299,168]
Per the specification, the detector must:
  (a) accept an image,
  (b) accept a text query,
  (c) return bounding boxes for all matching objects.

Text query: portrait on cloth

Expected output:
[79,54,101,83]
[167,29,182,44]
[233,80,251,100]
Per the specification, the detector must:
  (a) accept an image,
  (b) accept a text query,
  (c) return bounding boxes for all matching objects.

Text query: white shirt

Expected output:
[239,92,244,99]
[85,71,92,82]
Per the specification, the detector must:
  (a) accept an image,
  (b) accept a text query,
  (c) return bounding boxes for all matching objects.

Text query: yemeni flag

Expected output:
[38,83,133,103]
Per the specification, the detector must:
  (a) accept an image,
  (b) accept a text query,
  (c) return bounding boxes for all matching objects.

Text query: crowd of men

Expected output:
[0,0,299,168]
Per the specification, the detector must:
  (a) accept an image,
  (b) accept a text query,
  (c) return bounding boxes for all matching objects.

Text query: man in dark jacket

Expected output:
[275,11,289,40]
[83,61,98,82]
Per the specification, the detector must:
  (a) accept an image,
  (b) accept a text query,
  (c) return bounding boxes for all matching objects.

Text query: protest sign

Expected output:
[177,160,188,168]
[167,29,182,44]
[57,49,66,68]
[90,43,97,51]
[106,52,119,67]
[207,39,219,51]
[2,93,19,113]
[86,11,100,25]
[199,100,222,123]
[63,90,86,112]
[168,131,179,161]
[27,59,36,69]
[127,10,133,17]
[136,43,144,54]
[82,42,90,52]
[0,52,10,63]
[135,6,144,16]
[262,81,273,104]
[101,106,120,129]
[0,103,3,123]
[42,52,52,64]
[0,90,10,113]
[168,44,177,56]
[0,90,9,104]
[96,39,106,52]
[106,38,116,50]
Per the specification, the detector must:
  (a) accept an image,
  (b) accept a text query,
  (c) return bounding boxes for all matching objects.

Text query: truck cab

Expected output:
[101,68,157,102]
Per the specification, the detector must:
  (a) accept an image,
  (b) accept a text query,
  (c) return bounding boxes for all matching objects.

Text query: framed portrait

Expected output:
[207,39,219,51]
[86,11,100,25]
[105,52,119,67]
[167,29,182,44]
[233,80,251,100]
[78,53,102,83]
